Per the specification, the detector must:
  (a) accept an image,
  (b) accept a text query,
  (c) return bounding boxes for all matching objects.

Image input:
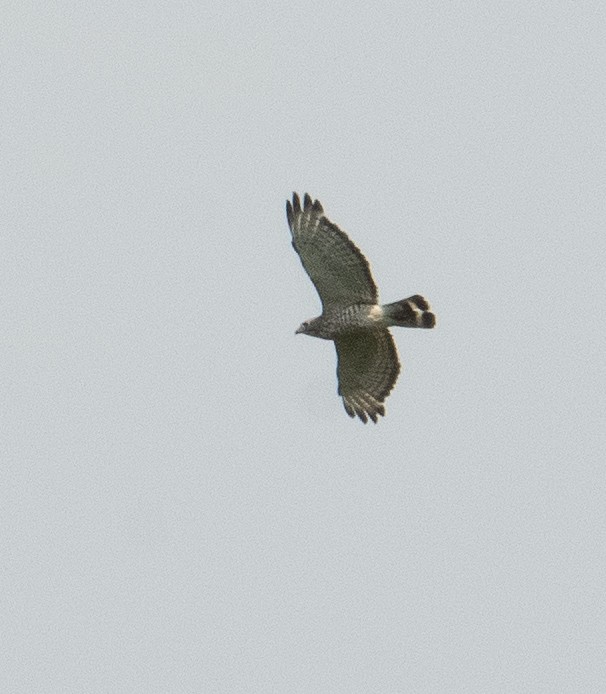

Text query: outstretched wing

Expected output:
[286,193,378,308]
[335,330,400,423]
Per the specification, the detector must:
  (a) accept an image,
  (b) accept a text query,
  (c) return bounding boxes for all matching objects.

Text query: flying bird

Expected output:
[286,193,435,423]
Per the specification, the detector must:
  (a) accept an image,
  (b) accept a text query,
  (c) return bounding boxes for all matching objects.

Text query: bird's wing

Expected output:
[286,193,378,308]
[335,330,400,423]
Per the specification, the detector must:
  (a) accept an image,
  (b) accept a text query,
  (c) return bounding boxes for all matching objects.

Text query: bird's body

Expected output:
[286,193,435,423]
[296,304,384,339]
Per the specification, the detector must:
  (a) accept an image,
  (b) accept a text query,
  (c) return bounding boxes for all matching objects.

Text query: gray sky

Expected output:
[3,2,606,692]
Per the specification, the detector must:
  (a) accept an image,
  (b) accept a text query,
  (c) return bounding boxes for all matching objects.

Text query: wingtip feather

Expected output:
[286,200,293,228]
[288,192,324,222]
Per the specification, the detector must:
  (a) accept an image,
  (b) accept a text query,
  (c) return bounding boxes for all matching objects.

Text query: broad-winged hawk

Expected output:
[287,193,435,423]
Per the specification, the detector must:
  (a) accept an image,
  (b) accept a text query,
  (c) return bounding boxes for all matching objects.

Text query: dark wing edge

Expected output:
[335,330,401,423]
[285,192,378,307]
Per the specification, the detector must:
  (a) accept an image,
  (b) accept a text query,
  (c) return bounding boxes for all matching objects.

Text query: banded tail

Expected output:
[382,295,436,329]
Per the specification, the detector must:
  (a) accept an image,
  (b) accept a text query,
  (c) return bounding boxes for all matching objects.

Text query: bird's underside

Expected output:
[286,192,435,423]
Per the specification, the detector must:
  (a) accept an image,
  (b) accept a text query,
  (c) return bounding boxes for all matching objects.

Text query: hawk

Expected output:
[286,193,435,423]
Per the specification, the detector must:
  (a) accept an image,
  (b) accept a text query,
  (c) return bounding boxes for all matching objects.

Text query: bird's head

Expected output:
[295,317,324,337]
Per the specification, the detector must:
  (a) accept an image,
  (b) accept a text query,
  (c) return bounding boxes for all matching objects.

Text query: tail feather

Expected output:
[382,295,435,328]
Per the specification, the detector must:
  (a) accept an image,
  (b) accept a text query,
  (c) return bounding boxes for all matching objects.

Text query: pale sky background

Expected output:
[3,2,606,692]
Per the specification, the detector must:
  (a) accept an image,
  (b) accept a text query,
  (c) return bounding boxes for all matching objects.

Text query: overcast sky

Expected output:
[3,2,606,692]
